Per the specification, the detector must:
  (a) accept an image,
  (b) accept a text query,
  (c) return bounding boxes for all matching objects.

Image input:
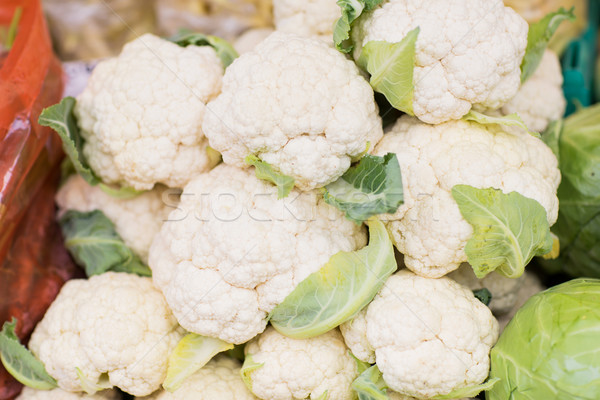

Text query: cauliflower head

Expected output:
[244,327,358,400]
[234,28,274,54]
[501,50,566,132]
[16,388,119,400]
[56,175,176,263]
[149,164,366,344]
[341,270,499,398]
[448,263,525,315]
[497,271,545,330]
[28,272,184,396]
[273,0,340,41]
[202,32,383,190]
[352,0,528,124]
[75,33,223,190]
[373,115,560,277]
[136,357,256,400]
[338,306,375,364]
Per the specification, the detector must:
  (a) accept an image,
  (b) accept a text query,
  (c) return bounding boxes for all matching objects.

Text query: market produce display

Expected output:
[2,0,600,399]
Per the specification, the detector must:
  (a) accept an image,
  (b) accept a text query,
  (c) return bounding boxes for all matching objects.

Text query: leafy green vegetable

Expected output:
[487,279,600,400]
[472,288,492,306]
[245,155,295,199]
[521,8,575,82]
[323,153,403,224]
[462,110,536,137]
[432,378,499,399]
[451,185,553,279]
[169,30,239,67]
[541,118,562,159]
[76,368,111,395]
[540,104,600,278]
[240,355,264,392]
[38,97,100,186]
[0,318,57,390]
[269,218,397,339]
[163,334,233,392]
[356,28,419,115]
[351,365,389,400]
[59,210,152,277]
[333,0,384,53]
[97,184,145,199]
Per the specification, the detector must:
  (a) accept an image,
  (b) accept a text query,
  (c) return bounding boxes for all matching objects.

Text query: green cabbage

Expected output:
[487,278,600,399]
[541,104,600,278]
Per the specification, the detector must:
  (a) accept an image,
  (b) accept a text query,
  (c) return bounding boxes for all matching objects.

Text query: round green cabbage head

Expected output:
[541,103,600,278]
[487,278,600,400]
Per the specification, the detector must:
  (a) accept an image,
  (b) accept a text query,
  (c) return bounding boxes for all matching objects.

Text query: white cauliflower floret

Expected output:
[75,33,223,190]
[352,0,528,124]
[28,273,184,397]
[374,115,560,277]
[234,28,274,54]
[341,270,499,399]
[16,388,119,400]
[244,327,358,400]
[136,357,256,400]
[56,175,176,263]
[149,164,366,344]
[448,263,524,315]
[338,308,375,364]
[273,0,340,41]
[202,32,383,190]
[501,50,566,132]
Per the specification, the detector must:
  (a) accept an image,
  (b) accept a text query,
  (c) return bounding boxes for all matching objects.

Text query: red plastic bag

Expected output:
[0,0,63,259]
[0,1,81,398]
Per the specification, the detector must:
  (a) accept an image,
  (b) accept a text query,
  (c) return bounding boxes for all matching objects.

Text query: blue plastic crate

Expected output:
[561,0,599,114]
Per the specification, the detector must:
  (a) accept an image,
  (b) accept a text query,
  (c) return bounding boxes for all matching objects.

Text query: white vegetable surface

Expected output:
[497,272,545,330]
[75,33,222,190]
[148,164,366,344]
[28,273,183,396]
[203,32,383,190]
[56,175,175,263]
[501,50,566,132]
[374,115,560,277]
[448,263,524,315]
[16,387,119,400]
[136,357,257,400]
[243,327,358,400]
[341,270,499,399]
[351,0,528,124]
[234,28,274,54]
[273,0,340,41]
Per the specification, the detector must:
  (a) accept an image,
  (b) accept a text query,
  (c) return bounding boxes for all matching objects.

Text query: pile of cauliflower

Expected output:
[11,0,568,399]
